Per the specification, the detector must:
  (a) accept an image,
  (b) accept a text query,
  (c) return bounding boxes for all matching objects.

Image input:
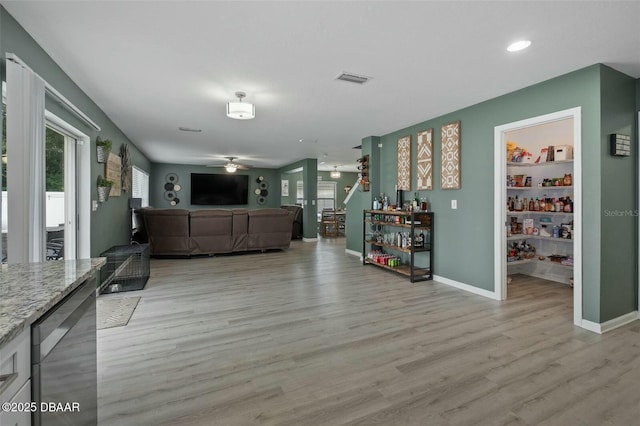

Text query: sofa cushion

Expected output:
[231,209,249,251]
[190,210,233,254]
[143,209,191,255]
[247,209,293,250]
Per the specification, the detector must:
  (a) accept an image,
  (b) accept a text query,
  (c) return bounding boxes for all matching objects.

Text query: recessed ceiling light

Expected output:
[507,40,531,52]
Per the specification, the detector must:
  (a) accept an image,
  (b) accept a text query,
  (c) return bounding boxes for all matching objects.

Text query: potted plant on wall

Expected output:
[96,137,113,163]
[97,175,114,203]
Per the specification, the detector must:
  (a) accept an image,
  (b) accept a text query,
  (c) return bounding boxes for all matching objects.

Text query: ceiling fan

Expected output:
[207,157,251,173]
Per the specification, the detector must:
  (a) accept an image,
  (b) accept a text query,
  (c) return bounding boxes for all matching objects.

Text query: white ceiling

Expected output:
[2,1,639,172]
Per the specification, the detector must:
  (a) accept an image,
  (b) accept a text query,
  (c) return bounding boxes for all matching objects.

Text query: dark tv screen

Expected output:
[191,173,249,205]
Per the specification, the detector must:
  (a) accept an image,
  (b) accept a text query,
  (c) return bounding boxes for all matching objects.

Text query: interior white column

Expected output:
[6,58,46,263]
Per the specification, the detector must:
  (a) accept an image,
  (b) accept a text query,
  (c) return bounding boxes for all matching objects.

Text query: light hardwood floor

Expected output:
[97,238,640,426]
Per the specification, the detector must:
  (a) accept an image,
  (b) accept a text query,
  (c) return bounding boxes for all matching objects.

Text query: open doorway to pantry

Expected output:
[494,107,583,327]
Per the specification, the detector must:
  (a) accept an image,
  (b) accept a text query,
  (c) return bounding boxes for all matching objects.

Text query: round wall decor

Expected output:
[165,173,181,205]
[255,176,268,204]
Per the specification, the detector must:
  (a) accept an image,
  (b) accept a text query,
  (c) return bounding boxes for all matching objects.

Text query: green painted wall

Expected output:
[280,171,357,207]
[150,163,281,209]
[346,136,380,253]
[280,170,302,206]
[346,65,633,323]
[278,159,317,239]
[0,7,151,257]
[599,67,638,321]
[318,171,358,208]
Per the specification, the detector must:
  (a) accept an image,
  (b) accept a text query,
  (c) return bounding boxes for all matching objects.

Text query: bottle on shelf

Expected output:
[373,197,380,210]
[514,196,523,211]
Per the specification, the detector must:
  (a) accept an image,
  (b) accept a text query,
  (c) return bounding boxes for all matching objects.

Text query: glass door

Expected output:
[45,125,77,260]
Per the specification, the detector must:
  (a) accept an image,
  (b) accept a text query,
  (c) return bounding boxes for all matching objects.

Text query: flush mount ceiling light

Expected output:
[225,163,238,173]
[226,91,255,120]
[330,166,341,179]
[507,40,532,52]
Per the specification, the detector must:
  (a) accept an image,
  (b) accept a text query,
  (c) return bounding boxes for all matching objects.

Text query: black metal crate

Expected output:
[100,243,150,293]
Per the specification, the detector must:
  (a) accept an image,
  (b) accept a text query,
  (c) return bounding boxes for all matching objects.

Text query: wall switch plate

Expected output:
[312,200,316,205]
[378,143,383,148]
[92,200,98,211]
[451,200,457,209]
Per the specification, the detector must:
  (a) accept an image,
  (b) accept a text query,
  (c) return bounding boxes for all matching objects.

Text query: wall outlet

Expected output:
[312,200,316,205]
[92,200,98,211]
[451,200,457,209]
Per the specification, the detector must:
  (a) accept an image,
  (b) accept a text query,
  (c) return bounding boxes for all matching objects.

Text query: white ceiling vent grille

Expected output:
[335,71,370,84]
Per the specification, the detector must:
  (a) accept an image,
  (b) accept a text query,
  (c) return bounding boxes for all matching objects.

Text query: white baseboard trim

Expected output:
[345,248,362,259]
[433,275,501,300]
[302,237,318,242]
[580,311,639,334]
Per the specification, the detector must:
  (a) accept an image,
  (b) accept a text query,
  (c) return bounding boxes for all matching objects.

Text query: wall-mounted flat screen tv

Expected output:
[191,173,249,205]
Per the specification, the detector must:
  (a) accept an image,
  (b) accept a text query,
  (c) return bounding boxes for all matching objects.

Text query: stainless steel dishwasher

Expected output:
[31,275,97,426]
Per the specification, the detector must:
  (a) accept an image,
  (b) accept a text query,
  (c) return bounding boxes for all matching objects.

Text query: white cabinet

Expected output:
[0,328,32,426]
[1,380,31,426]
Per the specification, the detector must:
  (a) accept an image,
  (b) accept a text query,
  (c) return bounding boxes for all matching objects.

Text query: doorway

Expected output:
[494,107,583,326]
[45,125,77,260]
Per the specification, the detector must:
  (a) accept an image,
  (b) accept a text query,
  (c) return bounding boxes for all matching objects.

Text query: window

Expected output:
[317,181,337,211]
[295,180,337,210]
[131,166,149,207]
[296,181,304,206]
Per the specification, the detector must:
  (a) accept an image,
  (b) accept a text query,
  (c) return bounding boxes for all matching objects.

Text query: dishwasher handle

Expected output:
[32,278,96,362]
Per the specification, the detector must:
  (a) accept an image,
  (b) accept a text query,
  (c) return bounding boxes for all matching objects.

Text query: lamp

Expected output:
[226,91,255,120]
[225,163,238,173]
[330,166,341,179]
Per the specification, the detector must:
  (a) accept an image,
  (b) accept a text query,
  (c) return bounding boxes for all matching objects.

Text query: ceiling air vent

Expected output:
[335,71,370,84]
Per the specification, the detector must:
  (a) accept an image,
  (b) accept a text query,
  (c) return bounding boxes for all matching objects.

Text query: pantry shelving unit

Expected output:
[363,210,433,282]
[507,159,574,285]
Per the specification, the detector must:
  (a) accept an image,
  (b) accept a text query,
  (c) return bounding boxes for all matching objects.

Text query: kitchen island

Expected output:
[0,258,105,426]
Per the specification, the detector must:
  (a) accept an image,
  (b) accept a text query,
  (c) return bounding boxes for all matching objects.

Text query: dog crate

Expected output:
[100,243,150,294]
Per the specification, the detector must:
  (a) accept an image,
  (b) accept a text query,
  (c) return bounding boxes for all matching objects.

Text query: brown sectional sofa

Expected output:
[137,208,293,257]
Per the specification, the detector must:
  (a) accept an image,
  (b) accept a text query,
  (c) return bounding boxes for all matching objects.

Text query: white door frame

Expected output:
[494,107,583,326]
[46,111,90,259]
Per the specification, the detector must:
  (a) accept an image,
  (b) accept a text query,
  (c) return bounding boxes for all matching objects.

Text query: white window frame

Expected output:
[131,165,150,207]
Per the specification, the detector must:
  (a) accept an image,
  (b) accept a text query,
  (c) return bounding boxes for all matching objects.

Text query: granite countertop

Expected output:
[0,258,106,347]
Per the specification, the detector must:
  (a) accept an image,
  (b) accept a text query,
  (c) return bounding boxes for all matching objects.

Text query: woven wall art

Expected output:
[416,129,433,190]
[440,121,461,189]
[397,135,411,191]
